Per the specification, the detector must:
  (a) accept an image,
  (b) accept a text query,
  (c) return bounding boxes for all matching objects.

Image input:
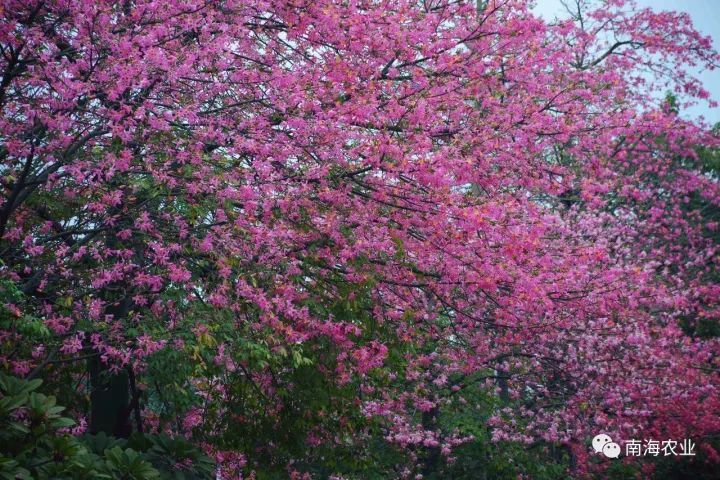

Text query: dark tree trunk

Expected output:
[421,406,442,477]
[88,296,133,437]
[88,355,132,437]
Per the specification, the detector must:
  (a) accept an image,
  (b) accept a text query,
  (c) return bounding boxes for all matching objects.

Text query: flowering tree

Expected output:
[1,0,719,477]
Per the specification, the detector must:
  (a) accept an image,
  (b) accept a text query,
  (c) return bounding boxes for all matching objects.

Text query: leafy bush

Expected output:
[0,373,214,480]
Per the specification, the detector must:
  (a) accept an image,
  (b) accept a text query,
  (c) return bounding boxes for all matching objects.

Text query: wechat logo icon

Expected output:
[592,434,621,459]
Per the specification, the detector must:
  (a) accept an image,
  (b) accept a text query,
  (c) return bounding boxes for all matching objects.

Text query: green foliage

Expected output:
[0,373,214,480]
[103,448,160,480]
[0,279,49,350]
[128,434,216,479]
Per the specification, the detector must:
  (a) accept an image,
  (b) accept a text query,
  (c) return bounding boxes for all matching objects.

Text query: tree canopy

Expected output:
[1,0,719,478]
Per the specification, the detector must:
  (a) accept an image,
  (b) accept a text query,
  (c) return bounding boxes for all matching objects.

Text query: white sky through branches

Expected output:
[534,0,720,123]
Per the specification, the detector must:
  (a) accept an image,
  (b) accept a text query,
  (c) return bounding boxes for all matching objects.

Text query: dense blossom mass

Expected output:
[1,0,719,478]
